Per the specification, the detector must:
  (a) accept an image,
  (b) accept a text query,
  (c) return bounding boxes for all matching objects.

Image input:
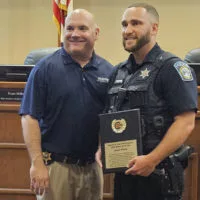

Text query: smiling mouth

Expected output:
[70,41,83,43]
[125,37,137,40]
[68,41,85,46]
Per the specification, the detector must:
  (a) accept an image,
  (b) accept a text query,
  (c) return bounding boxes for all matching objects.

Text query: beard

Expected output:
[123,31,151,53]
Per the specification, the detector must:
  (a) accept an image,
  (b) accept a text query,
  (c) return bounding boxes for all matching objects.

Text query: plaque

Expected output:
[99,109,142,173]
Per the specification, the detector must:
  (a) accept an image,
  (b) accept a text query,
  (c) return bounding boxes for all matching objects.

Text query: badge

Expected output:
[111,119,127,134]
[140,68,150,79]
[174,61,193,81]
[42,152,52,165]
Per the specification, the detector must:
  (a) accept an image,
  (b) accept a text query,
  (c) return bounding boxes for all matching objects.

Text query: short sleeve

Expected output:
[19,65,47,119]
[155,59,198,116]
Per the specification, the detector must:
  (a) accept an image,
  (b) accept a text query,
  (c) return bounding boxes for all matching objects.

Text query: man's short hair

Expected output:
[128,3,159,23]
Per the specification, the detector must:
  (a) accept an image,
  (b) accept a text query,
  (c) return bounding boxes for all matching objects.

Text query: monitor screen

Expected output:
[188,63,200,85]
[0,65,34,82]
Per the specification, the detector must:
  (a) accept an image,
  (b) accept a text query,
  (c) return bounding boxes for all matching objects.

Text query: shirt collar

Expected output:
[61,47,99,69]
[142,43,163,63]
[122,43,163,72]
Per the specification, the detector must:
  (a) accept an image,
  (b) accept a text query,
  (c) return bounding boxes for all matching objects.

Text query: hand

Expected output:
[125,155,156,177]
[30,160,50,195]
[95,147,102,168]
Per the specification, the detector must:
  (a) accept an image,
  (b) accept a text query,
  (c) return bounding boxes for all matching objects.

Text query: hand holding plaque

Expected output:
[99,109,142,173]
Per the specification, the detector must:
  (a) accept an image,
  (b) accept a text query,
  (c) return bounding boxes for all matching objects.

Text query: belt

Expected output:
[42,151,95,166]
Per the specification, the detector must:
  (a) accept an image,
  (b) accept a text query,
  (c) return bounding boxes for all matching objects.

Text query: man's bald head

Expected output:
[65,9,97,30]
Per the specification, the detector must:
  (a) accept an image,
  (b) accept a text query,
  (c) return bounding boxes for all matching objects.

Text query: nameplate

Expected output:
[0,88,24,102]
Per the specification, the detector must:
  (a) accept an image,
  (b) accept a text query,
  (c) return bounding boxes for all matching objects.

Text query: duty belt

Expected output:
[42,151,95,166]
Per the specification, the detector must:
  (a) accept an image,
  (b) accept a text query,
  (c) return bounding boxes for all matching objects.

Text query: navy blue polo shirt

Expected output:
[19,47,113,159]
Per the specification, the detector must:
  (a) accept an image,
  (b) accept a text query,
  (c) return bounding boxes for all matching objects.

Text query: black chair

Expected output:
[184,48,200,85]
[184,48,200,63]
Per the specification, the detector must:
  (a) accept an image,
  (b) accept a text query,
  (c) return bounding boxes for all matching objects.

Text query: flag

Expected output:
[53,0,73,45]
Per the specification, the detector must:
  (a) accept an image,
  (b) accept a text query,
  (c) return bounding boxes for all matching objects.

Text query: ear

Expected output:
[151,23,158,35]
[94,27,100,40]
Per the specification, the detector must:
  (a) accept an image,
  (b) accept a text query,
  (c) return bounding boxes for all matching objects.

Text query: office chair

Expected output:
[24,47,60,65]
[184,48,200,63]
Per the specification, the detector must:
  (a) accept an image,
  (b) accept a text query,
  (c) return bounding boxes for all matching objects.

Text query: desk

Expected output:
[0,82,199,200]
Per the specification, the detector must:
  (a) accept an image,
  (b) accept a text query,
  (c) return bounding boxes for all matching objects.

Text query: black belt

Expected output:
[42,151,95,166]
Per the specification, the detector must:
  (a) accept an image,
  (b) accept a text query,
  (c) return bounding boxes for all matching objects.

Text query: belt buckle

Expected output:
[42,151,52,165]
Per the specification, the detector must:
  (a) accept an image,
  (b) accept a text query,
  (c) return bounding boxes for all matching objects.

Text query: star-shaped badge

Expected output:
[42,152,52,165]
[140,68,150,79]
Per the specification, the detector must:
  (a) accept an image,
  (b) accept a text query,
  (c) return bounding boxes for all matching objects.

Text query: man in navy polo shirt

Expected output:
[19,9,113,200]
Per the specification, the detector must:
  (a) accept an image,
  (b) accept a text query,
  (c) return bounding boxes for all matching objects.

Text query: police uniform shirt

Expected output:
[19,47,114,159]
[123,44,198,116]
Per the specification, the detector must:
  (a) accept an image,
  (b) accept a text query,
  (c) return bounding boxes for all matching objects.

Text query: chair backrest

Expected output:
[184,48,200,63]
[184,48,200,85]
[24,47,60,65]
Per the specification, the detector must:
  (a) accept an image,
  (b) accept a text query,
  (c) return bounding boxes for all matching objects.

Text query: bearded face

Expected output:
[121,7,157,54]
[123,29,151,53]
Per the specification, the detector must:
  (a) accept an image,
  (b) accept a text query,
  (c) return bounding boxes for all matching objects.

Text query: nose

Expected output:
[124,24,133,34]
[71,29,80,37]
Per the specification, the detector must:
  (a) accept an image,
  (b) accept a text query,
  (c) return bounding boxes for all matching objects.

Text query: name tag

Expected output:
[97,77,109,83]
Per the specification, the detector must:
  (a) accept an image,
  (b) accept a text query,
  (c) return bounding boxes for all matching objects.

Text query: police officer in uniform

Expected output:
[101,3,197,200]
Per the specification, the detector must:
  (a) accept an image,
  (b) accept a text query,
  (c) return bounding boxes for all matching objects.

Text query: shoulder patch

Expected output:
[173,61,193,81]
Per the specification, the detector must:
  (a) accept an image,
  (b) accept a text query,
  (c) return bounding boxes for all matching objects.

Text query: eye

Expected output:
[131,20,141,26]
[121,21,127,28]
[66,26,74,31]
[79,26,88,31]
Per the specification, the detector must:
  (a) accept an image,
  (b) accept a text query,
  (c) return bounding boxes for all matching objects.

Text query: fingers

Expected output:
[127,156,136,168]
[95,151,102,168]
[125,165,153,176]
[97,160,103,168]
[96,156,102,168]
[125,165,136,175]
[31,177,49,195]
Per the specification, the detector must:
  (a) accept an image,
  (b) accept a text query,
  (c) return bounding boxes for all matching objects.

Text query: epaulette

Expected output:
[154,51,178,69]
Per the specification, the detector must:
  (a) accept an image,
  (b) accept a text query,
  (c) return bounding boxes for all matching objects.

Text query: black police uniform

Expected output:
[106,44,197,200]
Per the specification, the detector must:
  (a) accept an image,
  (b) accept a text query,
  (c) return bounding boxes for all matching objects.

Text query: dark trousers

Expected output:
[114,172,183,200]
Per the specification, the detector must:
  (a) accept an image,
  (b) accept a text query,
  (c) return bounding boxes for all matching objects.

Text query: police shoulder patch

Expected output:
[173,61,193,81]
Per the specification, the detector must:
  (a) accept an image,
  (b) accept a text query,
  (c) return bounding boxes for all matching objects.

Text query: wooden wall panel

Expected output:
[0,195,35,200]
[103,174,114,199]
[0,148,30,188]
[183,153,198,200]
[185,115,200,200]
[0,113,23,143]
[0,82,35,199]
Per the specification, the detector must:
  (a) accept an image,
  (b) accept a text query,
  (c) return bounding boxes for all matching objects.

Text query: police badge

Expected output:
[42,151,52,165]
